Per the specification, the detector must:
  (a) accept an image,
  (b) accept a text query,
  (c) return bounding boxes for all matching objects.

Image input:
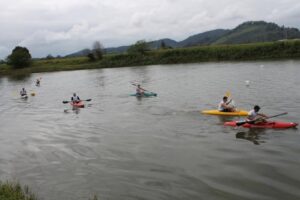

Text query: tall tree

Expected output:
[87,52,96,62]
[7,46,32,68]
[46,54,54,59]
[127,40,149,55]
[160,41,166,49]
[92,41,104,60]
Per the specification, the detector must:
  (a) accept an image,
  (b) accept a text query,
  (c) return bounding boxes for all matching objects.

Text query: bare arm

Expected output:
[225,99,232,105]
[258,113,268,118]
[221,103,231,109]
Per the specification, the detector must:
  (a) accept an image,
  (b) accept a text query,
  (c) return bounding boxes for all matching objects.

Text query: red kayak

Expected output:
[71,101,84,108]
[224,121,298,129]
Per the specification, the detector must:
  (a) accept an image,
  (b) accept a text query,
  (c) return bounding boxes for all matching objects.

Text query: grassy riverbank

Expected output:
[0,181,98,200]
[0,181,37,200]
[1,40,300,76]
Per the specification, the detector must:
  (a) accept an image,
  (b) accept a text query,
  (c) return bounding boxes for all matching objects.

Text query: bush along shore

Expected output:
[0,181,37,200]
[1,40,300,76]
[0,181,99,200]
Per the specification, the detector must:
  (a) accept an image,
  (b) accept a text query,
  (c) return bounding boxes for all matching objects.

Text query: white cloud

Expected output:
[0,0,300,58]
[0,46,9,59]
[20,22,90,46]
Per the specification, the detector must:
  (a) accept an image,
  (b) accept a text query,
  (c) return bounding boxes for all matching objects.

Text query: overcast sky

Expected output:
[0,0,300,59]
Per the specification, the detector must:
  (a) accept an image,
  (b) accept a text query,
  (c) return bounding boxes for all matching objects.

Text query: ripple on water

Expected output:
[0,62,300,200]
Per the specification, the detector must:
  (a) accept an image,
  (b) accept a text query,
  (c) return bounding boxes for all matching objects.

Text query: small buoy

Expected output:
[31,93,36,96]
[245,80,250,86]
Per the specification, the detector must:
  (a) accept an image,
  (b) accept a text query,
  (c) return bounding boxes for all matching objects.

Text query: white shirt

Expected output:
[218,100,228,111]
[248,109,257,120]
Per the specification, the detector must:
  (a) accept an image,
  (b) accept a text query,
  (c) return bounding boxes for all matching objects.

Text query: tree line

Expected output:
[2,39,300,69]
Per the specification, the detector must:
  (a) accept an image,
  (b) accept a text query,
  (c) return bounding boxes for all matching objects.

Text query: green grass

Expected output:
[0,181,99,200]
[0,181,37,200]
[1,40,300,76]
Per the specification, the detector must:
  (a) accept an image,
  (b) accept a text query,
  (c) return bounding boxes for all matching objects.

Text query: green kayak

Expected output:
[130,92,157,97]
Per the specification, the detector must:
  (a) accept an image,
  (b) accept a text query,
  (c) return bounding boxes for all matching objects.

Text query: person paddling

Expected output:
[136,84,145,96]
[71,93,80,103]
[36,78,40,86]
[247,105,268,124]
[20,88,27,97]
[218,96,235,112]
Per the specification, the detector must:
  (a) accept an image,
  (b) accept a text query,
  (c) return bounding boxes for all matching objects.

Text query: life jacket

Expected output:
[71,96,80,101]
[20,90,27,96]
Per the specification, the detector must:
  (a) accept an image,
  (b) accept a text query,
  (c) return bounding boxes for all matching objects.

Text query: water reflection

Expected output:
[7,73,32,82]
[135,96,143,101]
[217,116,238,124]
[72,107,81,114]
[129,66,151,84]
[63,107,81,114]
[236,129,266,145]
[0,61,299,200]
[97,75,106,88]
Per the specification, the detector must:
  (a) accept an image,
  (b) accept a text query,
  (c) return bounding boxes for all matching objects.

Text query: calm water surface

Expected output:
[0,61,299,200]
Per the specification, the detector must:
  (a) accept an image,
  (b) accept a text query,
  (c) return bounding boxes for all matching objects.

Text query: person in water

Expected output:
[20,88,27,97]
[71,93,80,103]
[136,84,145,96]
[247,105,268,123]
[36,78,40,86]
[218,96,235,112]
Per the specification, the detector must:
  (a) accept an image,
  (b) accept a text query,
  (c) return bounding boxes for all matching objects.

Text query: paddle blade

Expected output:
[225,91,231,98]
[62,101,69,104]
[85,99,92,101]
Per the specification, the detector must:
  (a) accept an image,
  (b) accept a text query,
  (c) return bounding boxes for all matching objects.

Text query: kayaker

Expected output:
[71,93,81,103]
[20,88,27,97]
[36,78,40,86]
[136,84,145,96]
[218,96,235,112]
[247,105,268,123]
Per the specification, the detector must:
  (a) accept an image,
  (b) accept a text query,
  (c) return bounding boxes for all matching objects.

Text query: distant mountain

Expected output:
[213,21,300,44]
[148,38,179,49]
[65,21,300,57]
[178,29,229,47]
[65,48,91,57]
[105,45,130,54]
[103,39,179,54]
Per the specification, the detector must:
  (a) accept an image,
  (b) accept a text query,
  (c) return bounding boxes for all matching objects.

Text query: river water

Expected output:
[0,61,299,200]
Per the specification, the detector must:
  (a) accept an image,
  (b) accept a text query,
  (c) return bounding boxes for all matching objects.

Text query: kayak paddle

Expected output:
[225,91,234,105]
[236,112,288,126]
[62,99,92,104]
[225,91,231,98]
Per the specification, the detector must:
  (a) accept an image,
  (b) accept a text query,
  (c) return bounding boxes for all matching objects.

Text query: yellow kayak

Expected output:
[201,109,248,116]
